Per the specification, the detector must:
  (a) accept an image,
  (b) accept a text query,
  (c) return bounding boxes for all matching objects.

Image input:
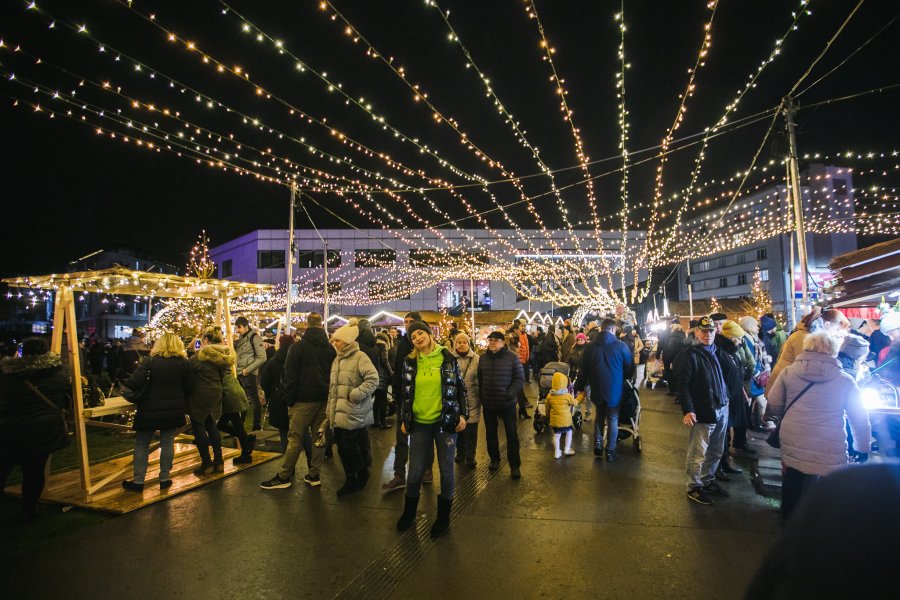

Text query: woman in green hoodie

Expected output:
[395,322,468,538]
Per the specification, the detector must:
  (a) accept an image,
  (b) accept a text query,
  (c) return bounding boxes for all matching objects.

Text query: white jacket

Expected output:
[327,342,379,430]
[766,350,870,477]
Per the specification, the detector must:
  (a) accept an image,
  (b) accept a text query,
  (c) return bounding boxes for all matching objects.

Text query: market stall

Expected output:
[2,267,280,513]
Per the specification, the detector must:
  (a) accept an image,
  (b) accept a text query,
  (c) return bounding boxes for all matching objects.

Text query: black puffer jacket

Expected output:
[392,332,414,392]
[715,334,750,428]
[261,342,292,430]
[399,346,468,433]
[674,344,729,424]
[281,327,336,405]
[127,355,194,432]
[0,353,70,453]
[477,346,525,410]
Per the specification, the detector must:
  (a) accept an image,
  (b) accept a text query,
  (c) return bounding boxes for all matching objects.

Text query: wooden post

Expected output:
[61,287,92,501]
[50,289,65,354]
[224,297,236,375]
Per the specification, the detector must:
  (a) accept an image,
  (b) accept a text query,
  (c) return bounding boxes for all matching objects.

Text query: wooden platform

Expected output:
[4,443,280,514]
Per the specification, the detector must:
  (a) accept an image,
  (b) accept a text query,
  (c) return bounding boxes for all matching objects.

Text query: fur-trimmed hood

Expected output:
[1,352,62,376]
[196,344,236,367]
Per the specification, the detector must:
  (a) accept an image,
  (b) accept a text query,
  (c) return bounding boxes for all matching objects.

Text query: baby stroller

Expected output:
[614,379,643,452]
[534,362,582,433]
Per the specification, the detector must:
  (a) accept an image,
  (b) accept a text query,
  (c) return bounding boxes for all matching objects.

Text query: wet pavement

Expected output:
[1,383,780,599]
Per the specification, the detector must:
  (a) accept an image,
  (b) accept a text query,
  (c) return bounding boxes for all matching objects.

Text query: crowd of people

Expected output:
[2,305,898,536]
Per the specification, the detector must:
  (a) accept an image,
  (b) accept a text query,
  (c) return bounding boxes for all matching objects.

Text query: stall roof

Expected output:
[829,238,900,307]
[2,267,272,300]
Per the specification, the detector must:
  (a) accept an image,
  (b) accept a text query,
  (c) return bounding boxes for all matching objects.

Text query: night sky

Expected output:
[1,0,898,277]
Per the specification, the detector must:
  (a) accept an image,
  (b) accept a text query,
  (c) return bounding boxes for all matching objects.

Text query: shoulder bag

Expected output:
[123,358,152,405]
[766,381,815,449]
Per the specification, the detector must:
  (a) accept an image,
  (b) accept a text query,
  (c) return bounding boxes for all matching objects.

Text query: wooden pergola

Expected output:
[2,268,275,509]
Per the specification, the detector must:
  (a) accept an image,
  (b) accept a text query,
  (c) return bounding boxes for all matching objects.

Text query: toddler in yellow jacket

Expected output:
[545,372,582,459]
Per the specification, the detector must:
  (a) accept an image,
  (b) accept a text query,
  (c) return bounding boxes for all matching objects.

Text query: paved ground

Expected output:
[1,383,780,600]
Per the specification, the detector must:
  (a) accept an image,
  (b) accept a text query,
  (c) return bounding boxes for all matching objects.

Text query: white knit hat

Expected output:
[880,311,900,334]
[332,324,359,344]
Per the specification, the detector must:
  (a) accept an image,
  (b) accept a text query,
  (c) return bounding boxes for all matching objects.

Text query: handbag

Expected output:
[123,358,152,405]
[766,381,815,448]
[25,380,71,450]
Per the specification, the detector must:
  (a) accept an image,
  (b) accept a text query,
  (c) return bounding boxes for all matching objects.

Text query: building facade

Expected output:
[674,164,857,318]
[210,228,647,316]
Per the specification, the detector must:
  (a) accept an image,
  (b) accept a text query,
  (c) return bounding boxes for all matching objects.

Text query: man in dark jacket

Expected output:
[574,318,634,462]
[383,312,427,491]
[477,330,525,478]
[676,316,730,505]
[260,313,336,489]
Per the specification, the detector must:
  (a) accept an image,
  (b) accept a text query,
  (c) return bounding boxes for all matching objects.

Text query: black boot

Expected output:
[396,495,420,531]
[430,496,453,538]
[356,467,370,490]
[337,472,359,497]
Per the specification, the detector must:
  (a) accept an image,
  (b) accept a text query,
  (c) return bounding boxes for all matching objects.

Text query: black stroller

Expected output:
[534,362,582,434]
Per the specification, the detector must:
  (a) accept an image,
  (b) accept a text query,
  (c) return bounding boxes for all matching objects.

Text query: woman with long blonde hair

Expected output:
[122,333,195,492]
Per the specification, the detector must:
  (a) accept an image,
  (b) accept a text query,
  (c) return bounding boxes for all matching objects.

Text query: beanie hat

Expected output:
[710,312,728,322]
[575,333,587,342]
[406,321,432,338]
[880,311,900,334]
[405,311,422,321]
[739,316,759,335]
[840,334,870,360]
[759,315,777,333]
[332,325,359,344]
[453,332,471,344]
[722,320,746,340]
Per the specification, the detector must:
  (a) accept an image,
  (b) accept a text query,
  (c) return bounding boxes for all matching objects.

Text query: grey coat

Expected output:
[234,329,266,375]
[455,350,481,423]
[766,351,871,477]
[327,342,379,430]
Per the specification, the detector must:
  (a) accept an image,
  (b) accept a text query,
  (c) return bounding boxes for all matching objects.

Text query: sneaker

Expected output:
[564,448,575,456]
[593,446,604,458]
[554,451,562,460]
[704,481,730,497]
[488,460,500,471]
[122,479,144,492]
[510,467,521,479]
[422,470,433,484]
[715,469,731,482]
[382,474,407,492]
[303,474,321,487]
[687,487,714,505]
[721,462,743,475]
[605,449,617,463]
[159,479,173,490]
[260,474,292,490]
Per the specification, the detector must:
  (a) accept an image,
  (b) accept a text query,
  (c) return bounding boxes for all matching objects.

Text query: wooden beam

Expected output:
[50,289,65,354]
[62,287,92,502]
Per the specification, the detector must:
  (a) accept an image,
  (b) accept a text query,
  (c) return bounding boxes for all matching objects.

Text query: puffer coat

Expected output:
[127,355,194,432]
[477,345,525,410]
[261,343,292,430]
[188,344,232,422]
[327,342,379,430]
[454,349,481,423]
[0,353,70,454]
[399,346,468,432]
[766,350,870,477]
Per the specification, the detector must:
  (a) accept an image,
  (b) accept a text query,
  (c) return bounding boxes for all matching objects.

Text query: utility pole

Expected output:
[686,257,694,320]
[785,96,809,307]
[286,183,297,337]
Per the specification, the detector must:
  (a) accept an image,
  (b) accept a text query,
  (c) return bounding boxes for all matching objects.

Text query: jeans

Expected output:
[635,364,646,386]
[0,450,51,517]
[456,421,479,461]
[133,428,176,484]
[685,406,728,491]
[190,415,222,464]
[217,412,251,454]
[278,402,326,479]
[238,373,262,430]
[393,425,409,476]
[483,405,521,468]
[594,401,621,451]
[407,422,457,500]
[334,427,370,476]
[781,466,820,523]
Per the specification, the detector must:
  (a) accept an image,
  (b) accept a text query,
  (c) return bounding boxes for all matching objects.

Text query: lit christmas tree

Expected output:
[187,230,216,279]
[710,296,723,315]
[742,267,773,319]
